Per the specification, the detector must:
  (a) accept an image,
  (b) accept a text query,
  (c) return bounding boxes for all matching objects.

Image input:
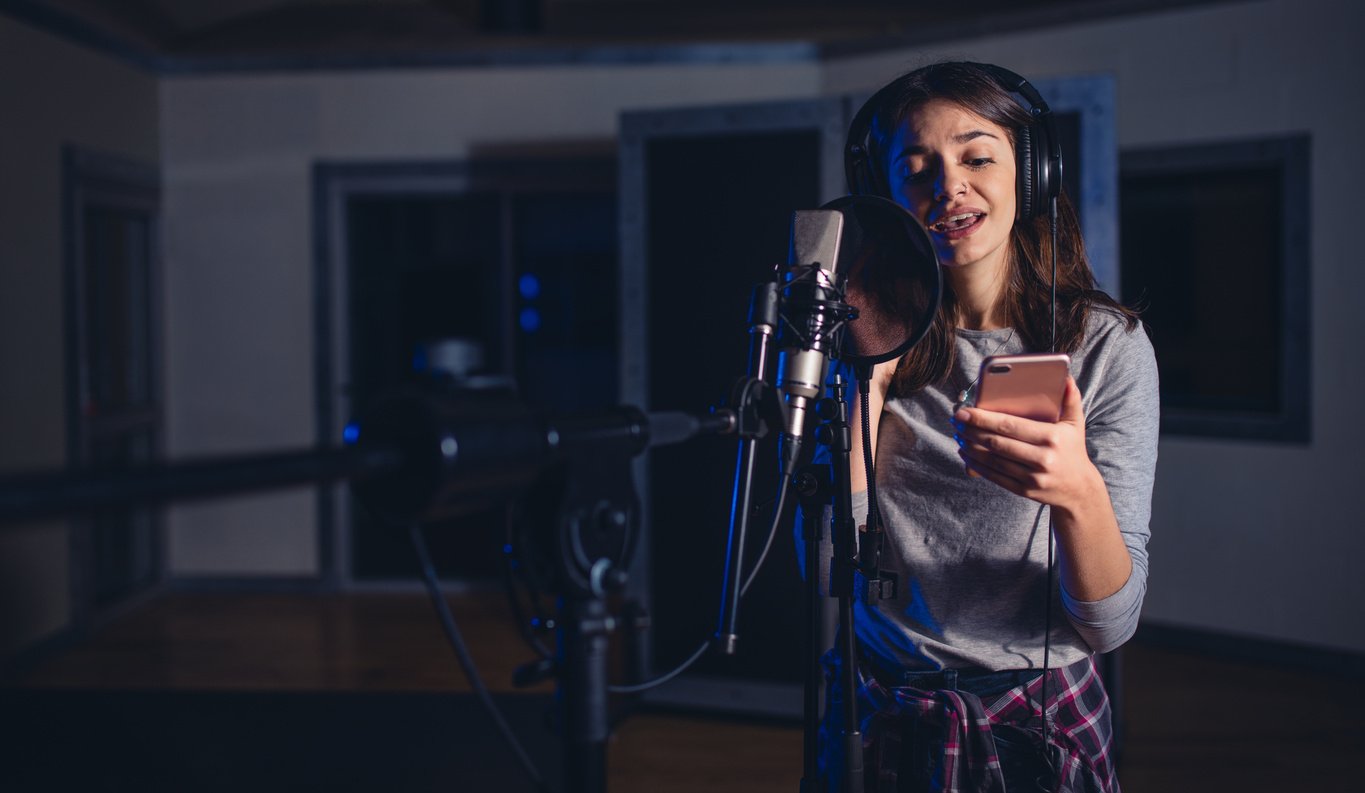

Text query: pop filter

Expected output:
[822,194,941,368]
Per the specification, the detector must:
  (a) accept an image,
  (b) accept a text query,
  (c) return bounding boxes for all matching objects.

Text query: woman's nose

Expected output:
[934,165,967,202]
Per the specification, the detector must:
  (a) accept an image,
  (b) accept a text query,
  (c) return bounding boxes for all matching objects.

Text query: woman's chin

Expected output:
[934,241,1008,273]
[936,250,982,270]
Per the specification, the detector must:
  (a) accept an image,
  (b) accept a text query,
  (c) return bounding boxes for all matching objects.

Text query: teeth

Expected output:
[932,212,981,232]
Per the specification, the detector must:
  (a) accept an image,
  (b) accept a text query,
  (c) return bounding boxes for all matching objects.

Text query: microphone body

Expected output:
[777,209,849,472]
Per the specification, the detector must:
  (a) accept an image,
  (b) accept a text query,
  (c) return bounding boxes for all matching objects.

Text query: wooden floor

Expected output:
[7,591,1363,792]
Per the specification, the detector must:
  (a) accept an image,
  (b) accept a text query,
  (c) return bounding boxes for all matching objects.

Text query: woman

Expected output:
[823,62,1159,793]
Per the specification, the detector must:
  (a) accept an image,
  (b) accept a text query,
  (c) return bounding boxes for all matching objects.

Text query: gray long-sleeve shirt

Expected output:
[852,309,1159,673]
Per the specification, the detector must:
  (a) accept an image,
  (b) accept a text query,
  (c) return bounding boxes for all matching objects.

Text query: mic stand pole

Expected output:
[794,374,864,793]
[795,461,831,793]
[824,375,866,793]
[535,414,646,793]
[797,458,824,791]
[714,277,782,654]
[560,594,614,793]
[513,408,735,793]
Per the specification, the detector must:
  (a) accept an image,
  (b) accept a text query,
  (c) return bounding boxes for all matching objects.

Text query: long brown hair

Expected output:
[865,62,1138,395]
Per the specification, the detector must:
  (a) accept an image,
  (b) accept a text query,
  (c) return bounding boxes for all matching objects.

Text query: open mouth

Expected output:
[930,212,985,234]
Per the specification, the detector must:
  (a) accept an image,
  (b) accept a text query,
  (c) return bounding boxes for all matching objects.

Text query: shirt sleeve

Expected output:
[1061,315,1161,653]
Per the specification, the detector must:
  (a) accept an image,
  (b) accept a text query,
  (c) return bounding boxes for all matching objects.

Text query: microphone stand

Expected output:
[795,375,864,793]
[714,277,783,654]
[795,460,829,792]
[0,401,735,793]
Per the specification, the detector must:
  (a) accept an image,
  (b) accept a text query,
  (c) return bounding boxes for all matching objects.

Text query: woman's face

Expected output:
[885,99,1018,275]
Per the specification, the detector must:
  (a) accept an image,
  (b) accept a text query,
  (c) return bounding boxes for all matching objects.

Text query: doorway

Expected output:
[315,157,618,584]
[63,147,163,618]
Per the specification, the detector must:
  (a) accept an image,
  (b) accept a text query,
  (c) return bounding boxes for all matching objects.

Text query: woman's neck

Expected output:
[946,262,1009,331]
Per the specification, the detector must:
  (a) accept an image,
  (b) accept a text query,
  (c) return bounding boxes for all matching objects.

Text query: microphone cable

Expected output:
[409,521,552,793]
[608,469,794,696]
[500,501,556,663]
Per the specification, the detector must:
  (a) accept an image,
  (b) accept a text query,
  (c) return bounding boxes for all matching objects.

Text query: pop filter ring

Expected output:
[819,194,942,369]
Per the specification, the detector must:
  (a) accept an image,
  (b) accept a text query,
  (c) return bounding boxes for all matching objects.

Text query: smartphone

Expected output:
[973,353,1071,422]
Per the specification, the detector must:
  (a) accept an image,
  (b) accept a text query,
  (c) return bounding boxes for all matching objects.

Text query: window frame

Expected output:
[1119,135,1312,443]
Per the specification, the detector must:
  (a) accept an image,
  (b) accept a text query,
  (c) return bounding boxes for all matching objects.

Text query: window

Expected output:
[1120,136,1310,442]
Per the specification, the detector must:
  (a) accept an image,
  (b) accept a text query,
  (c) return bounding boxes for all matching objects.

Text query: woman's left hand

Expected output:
[952,377,1107,513]
[955,376,1133,600]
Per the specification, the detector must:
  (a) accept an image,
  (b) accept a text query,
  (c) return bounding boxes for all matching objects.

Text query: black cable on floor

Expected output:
[409,522,552,793]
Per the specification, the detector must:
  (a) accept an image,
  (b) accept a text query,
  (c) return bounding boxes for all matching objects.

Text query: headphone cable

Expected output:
[1040,194,1059,774]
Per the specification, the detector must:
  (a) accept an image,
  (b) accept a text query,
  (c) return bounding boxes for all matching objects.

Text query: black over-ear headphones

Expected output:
[843,63,1062,222]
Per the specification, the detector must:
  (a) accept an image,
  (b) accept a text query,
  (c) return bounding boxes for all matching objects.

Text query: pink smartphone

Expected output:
[973,353,1071,422]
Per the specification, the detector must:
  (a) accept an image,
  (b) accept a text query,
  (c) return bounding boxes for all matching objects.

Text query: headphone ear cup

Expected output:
[845,81,909,198]
[847,142,875,196]
[1015,124,1037,220]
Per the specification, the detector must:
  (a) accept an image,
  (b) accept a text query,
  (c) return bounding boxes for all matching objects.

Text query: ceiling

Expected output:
[6,0,1235,70]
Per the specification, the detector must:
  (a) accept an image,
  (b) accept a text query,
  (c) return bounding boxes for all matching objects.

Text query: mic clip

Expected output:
[723,376,787,442]
[856,526,899,601]
[857,570,899,602]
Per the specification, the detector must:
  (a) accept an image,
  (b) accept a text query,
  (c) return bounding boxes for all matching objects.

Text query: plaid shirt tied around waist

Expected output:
[822,654,1119,793]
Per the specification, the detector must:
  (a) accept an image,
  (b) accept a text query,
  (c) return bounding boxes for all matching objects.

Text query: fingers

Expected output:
[957,444,1031,497]
[953,405,1054,445]
[955,431,1039,480]
[952,395,1081,501]
[955,421,1060,469]
[951,378,1093,503]
[953,408,1065,465]
[957,438,1068,500]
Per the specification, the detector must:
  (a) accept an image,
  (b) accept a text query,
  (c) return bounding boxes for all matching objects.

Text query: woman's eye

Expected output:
[900,166,932,184]
[966,157,996,169]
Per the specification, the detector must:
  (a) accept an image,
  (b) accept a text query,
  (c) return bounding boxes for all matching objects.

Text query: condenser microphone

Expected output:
[776,209,848,473]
